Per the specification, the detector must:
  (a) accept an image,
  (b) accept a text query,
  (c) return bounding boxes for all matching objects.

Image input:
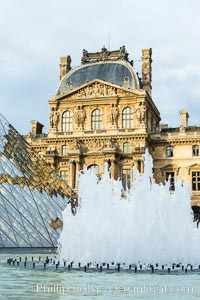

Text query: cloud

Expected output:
[0,0,200,133]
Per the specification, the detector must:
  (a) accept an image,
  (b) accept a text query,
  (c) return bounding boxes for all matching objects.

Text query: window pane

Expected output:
[166,172,175,191]
[91,109,102,130]
[192,145,199,156]
[123,142,131,153]
[60,170,69,184]
[62,111,72,131]
[122,107,133,129]
[166,146,173,157]
[122,169,131,190]
[192,171,200,191]
[62,145,68,156]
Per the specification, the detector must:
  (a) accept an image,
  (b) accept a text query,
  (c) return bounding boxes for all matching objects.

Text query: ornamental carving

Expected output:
[72,82,132,99]
[73,139,82,150]
[136,105,146,124]
[142,48,152,95]
[105,138,116,149]
[50,110,59,128]
[117,46,129,61]
[81,49,89,64]
[81,46,129,64]
[74,106,86,128]
[87,139,104,151]
[97,46,110,61]
[110,104,119,126]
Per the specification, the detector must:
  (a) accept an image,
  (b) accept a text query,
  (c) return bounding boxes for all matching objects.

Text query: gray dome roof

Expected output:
[58,61,139,94]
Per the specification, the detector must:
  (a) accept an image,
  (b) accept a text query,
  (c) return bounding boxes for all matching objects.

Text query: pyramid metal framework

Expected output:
[0,113,76,248]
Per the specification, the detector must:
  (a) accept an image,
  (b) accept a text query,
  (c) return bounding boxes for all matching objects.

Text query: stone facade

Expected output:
[25,46,200,206]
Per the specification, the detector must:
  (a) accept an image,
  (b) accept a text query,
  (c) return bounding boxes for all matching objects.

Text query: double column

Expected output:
[135,159,144,174]
[69,160,81,189]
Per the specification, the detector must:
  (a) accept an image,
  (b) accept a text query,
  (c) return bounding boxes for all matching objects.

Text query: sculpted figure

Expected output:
[110,104,119,125]
[136,106,146,124]
[74,106,86,127]
[50,111,54,127]
[50,110,59,128]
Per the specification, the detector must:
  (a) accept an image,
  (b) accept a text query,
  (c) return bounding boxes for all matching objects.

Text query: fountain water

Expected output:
[58,151,200,266]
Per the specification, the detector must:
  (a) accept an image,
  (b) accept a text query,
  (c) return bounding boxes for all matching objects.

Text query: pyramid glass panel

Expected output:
[0,113,77,248]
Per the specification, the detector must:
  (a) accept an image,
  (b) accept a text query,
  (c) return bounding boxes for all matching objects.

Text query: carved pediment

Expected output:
[187,164,200,174]
[52,79,143,102]
[70,80,134,99]
[160,164,180,176]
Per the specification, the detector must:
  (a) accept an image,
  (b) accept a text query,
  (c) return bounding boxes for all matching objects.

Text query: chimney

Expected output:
[179,110,189,130]
[59,55,71,81]
[31,120,44,136]
[141,48,152,96]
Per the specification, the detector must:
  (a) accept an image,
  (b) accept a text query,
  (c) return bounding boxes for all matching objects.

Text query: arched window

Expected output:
[88,164,101,177]
[62,145,68,156]
[91,109,102,130]
[123,142,131,153]
[62,110,72,131]
[122,107,133,128]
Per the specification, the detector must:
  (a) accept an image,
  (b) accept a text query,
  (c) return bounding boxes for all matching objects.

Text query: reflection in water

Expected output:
[0,254,200,300]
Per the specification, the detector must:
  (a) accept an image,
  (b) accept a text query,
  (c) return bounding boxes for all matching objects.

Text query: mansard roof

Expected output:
[57,47,140,95]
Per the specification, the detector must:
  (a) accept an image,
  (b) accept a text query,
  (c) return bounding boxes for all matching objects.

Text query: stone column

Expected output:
[134,160,139,172]
[142,48,152,96]
[75,161,81,189]
[140,160,144,174]
[69,160,76,189]
[110,159,116,179]
[59,55,71,81]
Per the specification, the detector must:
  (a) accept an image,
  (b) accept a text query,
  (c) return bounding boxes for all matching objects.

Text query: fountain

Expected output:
[58,151,200,267]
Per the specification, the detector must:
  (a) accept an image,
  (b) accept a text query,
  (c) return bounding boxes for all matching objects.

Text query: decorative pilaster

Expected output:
[140,160,144,174]
[49,110,59,131]
[142,48,152,96]
[59,55,71,81]
[69,160,76,189]
[75,161,81,189]
[110,159,116,179]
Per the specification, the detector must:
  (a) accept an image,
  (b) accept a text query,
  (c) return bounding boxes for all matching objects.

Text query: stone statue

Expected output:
[98,46,110,61]
[110,104,119,125]
[50,110,59,128]
[74,106,86,127]
[73,139,81,150]
[50,111,54,127]
[81,49,89,64]
[136,106,146,124]
[118,45,128,60]
[106,138,115,148]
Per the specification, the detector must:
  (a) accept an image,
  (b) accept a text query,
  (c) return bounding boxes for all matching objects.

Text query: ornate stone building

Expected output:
[25,46,200,207]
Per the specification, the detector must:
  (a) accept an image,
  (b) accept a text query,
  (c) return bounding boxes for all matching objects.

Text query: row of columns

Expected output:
[69,160,81,189]
[68,158,144,189]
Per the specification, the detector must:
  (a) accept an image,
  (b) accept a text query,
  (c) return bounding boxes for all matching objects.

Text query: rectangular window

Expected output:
[60,170,69,184]
[62,145,68,156]
[192,145,199,156]
[166,172,175,191]
[91,109,102,130]
[166,146,173,157]
[122,107,133,129]
[192,171,200,191]
[123,142,131,153]
[122,169,131,190]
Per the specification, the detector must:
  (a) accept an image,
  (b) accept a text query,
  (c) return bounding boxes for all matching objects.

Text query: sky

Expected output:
[1,0,200,134]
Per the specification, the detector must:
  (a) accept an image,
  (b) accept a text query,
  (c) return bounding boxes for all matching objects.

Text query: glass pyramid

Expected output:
[0,113,76,248]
